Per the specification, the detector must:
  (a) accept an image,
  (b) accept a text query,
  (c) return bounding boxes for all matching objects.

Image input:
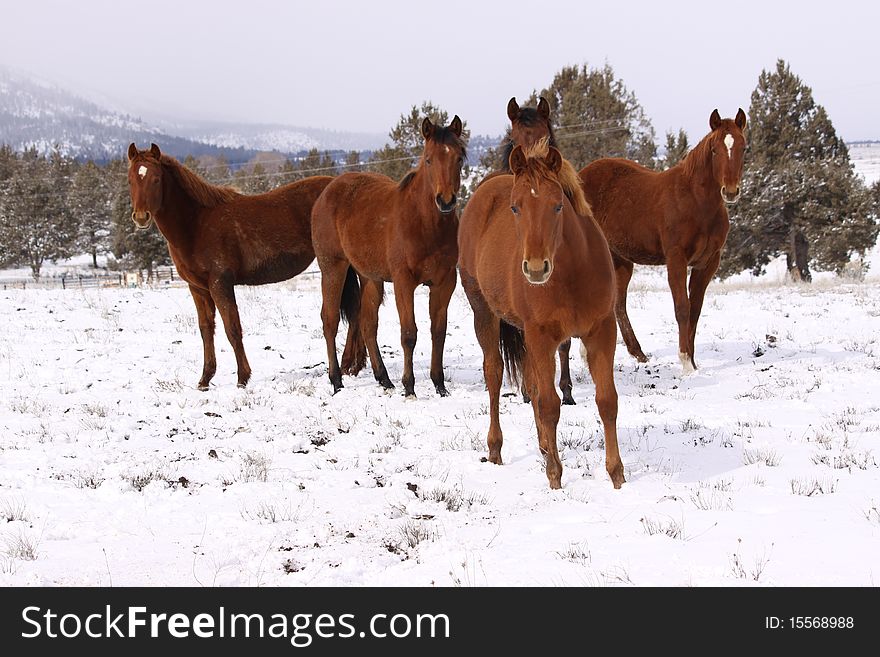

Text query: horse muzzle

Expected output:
[720,186,741,205]
[522,259,552,285]
[435,194,457,214]
[131,210,153,230]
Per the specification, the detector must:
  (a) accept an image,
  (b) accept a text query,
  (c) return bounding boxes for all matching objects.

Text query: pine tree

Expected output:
[529,63,657,169]
[344,150,363,173]
[719,60,878,280]
[659,128,689,170]
[0,148,78,279]
[296,148,338,179]
[71,160,113,268]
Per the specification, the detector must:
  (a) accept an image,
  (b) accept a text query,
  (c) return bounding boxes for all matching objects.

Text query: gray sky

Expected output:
[2,0,879,142]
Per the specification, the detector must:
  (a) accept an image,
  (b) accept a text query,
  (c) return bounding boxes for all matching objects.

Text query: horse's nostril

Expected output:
[543,260,550,274]
[522,261,529,276]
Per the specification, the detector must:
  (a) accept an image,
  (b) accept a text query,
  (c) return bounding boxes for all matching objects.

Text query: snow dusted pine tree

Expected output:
[720,60,878,280]
[659,128,690,170]
[71,160,114,268]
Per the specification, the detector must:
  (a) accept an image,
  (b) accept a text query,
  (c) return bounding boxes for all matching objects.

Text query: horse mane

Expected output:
[521,139,592,217]
[679,130,715,179]
[160,155,241,207]
[499,108,558,174]
[399,122,468,191]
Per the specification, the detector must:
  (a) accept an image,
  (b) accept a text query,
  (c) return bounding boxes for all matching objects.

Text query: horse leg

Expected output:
[318,257,348,393]
[612,254,648,362]
[460,272,503,464]
[666,249,694,373]
[686,250,721,369]
[581,314,625,489]
[428,270,456,397]
[189,285,216,390]
[360,278,394,390]
[392,274,419,398]
[557,339,575,405]
[208,273,251,388]
[525,329,563,489]
[340,274,367,376]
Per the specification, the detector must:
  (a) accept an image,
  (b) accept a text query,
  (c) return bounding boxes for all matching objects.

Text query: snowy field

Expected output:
[1,266,879,587]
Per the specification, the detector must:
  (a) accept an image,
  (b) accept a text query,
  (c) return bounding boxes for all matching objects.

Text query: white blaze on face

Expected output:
[138,165,148,179]
[724,134,734,159]
[530,188,538,198]
[444,145,450,154]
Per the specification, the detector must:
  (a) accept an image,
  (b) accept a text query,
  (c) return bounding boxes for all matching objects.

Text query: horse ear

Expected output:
[735,108,747,130]
[150,143,161,159]
[450,115,463,137]
[421,117,434,141]
[709,109,722,131]
[507,97,520,122]
[545,146,563,174]
[127,143,138,161]
[509,145,527,176]
[537,97,550,120]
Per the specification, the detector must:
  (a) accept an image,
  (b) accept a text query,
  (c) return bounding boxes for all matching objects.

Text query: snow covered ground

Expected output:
[1,267,878,587]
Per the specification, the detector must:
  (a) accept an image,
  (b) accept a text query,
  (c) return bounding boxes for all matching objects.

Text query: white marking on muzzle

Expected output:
[724,134,734,159]
[138,165,148,179]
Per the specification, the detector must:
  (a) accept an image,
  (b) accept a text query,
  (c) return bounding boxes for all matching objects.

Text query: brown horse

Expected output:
[459,140,624,489]
[579,109,747,372]
[127,143,334,389]
[311,116,465,398]
[487,97,590,405]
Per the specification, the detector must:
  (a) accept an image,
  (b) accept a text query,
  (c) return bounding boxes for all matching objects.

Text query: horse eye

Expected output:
[510,206,520,215]
[426,158,432,165]
[554,203,563,214]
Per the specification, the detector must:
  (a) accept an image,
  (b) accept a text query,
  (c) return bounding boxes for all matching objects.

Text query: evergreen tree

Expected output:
[71,160,113,268]
[659,128,690,170]
[344,150,363,173]
[720,60,878,280]
[529,63,657,169]
[296,148,338,179]
[0,148,78,279]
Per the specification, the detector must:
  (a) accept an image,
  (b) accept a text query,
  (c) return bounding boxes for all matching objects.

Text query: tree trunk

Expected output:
[92,249,98,268]
[786,229,811,282]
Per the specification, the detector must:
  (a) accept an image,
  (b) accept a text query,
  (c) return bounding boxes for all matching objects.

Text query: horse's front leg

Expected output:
[189,284,216,390]
[686,250,721,369]
[392,273,419,398]
[208,272,251,387]
[525,328,563,489]
[427,269,456,397]
[665,249,693,374]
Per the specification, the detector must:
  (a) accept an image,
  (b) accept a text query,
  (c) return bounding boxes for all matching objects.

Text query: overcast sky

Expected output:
[2,0,878,142]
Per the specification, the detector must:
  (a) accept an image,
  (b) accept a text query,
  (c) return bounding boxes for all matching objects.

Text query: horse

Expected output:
[579,109,747,373]
[458,139,624,489]
[126,143,339,389]
[485,96,591,405]
[311,116,466,398]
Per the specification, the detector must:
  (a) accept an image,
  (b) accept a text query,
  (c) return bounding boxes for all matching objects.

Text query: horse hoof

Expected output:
[197,383,209,391]
[634,352,648,363]
[237,382,247,389]
[547,478,562,490]
[521,393,532,404]
[608,464,626,489]
[404,392,417,401]
[378,377,395,390]
[679,352,696,375]
[435,385,450,398]
[488,451,503,465]
[562,393,576,406]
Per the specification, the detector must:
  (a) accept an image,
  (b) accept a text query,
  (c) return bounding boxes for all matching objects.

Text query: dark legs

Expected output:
[392,275,419,398]
[208,274,251,388]
[359,277,394,390]
[318,257,349,393]
[189,285,217,390]
[428,271,456,397]
[685,250,721,369]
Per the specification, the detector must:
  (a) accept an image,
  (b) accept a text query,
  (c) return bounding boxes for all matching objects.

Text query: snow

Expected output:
[1,269,878,586]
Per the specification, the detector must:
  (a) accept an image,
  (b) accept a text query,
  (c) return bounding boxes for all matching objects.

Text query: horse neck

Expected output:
[153,167,200,249]
[401,166,443,226]
[678,138,723,210]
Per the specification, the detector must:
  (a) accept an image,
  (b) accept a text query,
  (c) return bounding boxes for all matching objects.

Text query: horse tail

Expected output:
[499,320,526,386]
[340,266,360,325]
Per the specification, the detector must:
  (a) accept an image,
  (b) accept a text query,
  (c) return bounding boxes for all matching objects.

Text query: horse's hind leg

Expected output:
[428,269,456,397]
[208,273,251,388]
[685,250,721,370]
[317,257,348,393]
[360,278,394,390]
[340,271,367,376]
[189,285,216,390]
[612,254,648,363]
[582,314,625,489]
[461,271,504,464]
[557,339,575,405]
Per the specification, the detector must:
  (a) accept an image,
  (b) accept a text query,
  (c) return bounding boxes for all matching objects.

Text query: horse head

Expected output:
[708,108,747,204]
[421,116,465,214]
[509,139,566,285]
[127,143,164,229]
[507,96,553,150]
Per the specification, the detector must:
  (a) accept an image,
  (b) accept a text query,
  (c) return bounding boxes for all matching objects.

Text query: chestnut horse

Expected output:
[459,140,624,489]
[579,109,747,372]
[486,96,589,405]
[311,116,465,398]
[127,143,335,389]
